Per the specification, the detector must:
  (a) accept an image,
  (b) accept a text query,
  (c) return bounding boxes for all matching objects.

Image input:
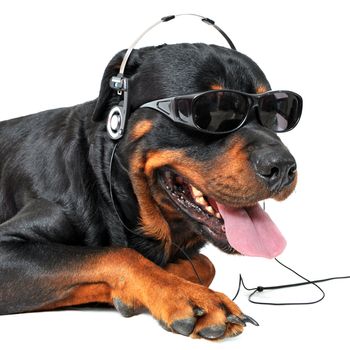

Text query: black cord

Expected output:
[233,258,350,306]
[108,142,204,285]
[108,142,137,234]
[169,241,204,285]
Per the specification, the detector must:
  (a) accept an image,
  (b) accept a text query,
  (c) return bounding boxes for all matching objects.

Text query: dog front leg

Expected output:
[164,254,216,287]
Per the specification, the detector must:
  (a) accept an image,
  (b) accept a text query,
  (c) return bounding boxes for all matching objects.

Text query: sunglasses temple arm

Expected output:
[139,100,176,119]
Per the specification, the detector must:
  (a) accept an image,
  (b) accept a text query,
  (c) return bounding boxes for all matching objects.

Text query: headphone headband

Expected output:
[107,14,236,140]
[110,13,236,91]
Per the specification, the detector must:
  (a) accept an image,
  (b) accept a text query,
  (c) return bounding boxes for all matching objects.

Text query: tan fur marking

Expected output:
[209,139,271,206]
[39,283,112,310]
[256,85,268,94]
[129,151,172,251]
[131,120,153,141]
[165,254,215,287]
[210,84,224,90]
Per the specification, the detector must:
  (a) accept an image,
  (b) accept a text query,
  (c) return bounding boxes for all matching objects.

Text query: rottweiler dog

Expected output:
[0,43,299,340]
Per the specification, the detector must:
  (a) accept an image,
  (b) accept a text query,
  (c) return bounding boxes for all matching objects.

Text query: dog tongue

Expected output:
[216,202,286,259]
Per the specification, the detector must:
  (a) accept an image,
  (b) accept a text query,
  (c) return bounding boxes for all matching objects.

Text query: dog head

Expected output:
[92,44,298,259]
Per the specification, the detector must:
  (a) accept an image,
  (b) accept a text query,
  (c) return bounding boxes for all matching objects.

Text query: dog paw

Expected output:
[150,279,258,340]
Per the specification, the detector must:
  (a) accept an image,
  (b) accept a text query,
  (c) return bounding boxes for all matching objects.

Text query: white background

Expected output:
[1,0,349,349]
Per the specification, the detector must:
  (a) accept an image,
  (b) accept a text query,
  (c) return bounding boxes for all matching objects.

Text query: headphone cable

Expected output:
[232,258,350,306]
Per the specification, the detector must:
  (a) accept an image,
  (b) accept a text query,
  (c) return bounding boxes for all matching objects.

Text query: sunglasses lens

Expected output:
[259,92,302,132]
[193,91,248,133]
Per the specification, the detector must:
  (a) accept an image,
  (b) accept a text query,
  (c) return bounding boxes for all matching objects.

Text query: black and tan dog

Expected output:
[0,43,297,339]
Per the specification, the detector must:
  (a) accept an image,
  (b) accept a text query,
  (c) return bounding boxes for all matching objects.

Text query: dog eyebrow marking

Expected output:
[131,120,153,140]
[256,85,268,94]
[210,84,224,90]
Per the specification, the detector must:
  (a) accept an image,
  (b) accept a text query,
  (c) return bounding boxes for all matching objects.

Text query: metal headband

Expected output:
[110,13,236,91]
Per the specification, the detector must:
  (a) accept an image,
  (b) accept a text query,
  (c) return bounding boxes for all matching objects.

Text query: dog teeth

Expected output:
[195,196,208,206]
[205,206,215,214]
[190,185,203,198]
[189,184,221,218]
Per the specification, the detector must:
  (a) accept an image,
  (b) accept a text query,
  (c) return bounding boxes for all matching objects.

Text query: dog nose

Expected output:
[250,148,297,192]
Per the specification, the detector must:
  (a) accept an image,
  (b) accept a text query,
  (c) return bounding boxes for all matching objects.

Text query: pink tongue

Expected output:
[217,203,286,259]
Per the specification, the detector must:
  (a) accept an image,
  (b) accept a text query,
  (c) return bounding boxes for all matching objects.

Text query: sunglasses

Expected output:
[140,89,302,134]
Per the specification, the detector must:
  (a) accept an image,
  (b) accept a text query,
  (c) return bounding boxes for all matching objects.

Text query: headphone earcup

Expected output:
[107,106,125,140]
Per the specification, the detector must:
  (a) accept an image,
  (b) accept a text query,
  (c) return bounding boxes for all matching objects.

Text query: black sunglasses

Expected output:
[140,89,302,134]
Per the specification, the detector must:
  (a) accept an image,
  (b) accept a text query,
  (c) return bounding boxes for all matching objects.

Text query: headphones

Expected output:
[106,13,236,140]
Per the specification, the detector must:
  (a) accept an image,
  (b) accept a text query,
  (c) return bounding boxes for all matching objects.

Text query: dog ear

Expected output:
[91,49,143,122]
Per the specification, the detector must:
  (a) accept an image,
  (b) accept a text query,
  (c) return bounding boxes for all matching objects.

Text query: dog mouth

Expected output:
[159,168,228,247]
[158,168,287,259]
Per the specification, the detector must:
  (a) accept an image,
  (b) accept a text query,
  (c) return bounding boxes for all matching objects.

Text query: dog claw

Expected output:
[159,320,172,332]
[171,317,196,336]
[198,324,226,339]
[241,314,259,326]
[227,314,246,326]
[193,307,205,316]
[112,298,135,318]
